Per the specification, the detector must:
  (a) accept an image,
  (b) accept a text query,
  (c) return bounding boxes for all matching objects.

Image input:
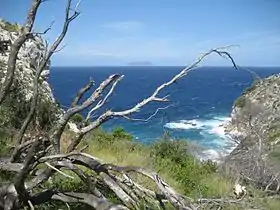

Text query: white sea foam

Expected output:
[164,121,198,130]
[200,149,223,161]
[164,116,236,161]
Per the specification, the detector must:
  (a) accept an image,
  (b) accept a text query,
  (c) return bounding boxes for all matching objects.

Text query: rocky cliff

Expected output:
[226,74,280,147]
[224,72,280,191]
[0,19,58,129]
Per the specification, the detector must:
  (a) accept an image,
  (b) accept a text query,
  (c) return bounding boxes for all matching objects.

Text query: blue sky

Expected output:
[1,0,280,66]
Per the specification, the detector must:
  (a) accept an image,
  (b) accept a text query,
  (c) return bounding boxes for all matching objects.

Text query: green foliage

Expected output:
[243,79,260,95]
[36,97,59,130]
[261,197,280,210]
[234,96,246,108]
[45,173,87,191]
[70,113,90,127]
[37,173,89,210]
[0,88,30,129]
[234,79,261,108]
[71,113,84,123]
[1,20,21,32]
[268,130,280,143]
[0,171,13,186]
[151,140,217,196]
[0,60,5,69]
[269,151,280,161]
[112,126,133,141]
[0,130,12,155]
[85,127,134,146]
[83,129,222,197]
[0,88,59,130]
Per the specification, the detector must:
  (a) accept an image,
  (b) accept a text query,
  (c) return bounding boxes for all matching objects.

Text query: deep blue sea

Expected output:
[49,66,280,159]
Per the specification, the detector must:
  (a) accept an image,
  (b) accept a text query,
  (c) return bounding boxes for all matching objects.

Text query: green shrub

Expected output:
[37,173,89,209]
[234,96,246,108]
[36,98,60,130]
[1,21,21,32]
[151,140,217,196]
[269,151,280,162]
[0,88,59,130]
[112,126,133,141]
[0,130,12,155]
[268,130,280,143]
[0,88,30,129]
[71,113,84,123]
[243,79,260,95]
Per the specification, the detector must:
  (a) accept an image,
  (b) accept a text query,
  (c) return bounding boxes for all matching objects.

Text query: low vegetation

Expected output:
[0,20,21,32]
[234,95,246,108]
[1,126,279,209]
[1,1,279,209]
[234,79,261,108]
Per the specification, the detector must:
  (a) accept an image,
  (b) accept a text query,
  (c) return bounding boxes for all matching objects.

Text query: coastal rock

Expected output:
[0,19,59,129]
[224,72,280,192]
[0,19,54,103]
[225,74,280,147]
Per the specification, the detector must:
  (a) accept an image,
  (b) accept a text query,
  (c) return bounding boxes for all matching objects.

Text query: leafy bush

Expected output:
[234,96,246,108]
[36,98,60,130]
[268,130,280,143]
[38,173,89,210]
[1,21,21,32]
[0,87,59,130]
[243,79,260,95]
[112,126,133,141]
[71,113,84,124]
[151,140,217,195]
[0,88,30,129]
[0,130,12,155]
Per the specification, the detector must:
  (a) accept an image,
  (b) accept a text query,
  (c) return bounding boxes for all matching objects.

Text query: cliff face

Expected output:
[0,20,58,129]
[224,72,280,191]
[226,74,280,147]
[0,19,54,102]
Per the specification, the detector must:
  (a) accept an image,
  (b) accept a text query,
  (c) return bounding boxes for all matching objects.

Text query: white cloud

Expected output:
[57,29,280,66]
[69,37,185,59]
[194,30,280,51]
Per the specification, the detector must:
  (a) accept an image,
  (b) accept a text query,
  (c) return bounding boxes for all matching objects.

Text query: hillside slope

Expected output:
[224,72,280,192]
[0,19,59,130]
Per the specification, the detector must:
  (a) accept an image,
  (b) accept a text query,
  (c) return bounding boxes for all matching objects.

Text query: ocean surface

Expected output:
[49,66,280,159]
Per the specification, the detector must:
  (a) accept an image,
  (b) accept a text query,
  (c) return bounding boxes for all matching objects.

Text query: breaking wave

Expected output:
[164,116,236,161]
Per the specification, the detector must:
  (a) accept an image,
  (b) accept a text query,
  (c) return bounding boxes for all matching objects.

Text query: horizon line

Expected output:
[51,65,280,68]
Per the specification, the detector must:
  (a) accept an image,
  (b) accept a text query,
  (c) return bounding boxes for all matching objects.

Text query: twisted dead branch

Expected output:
[0,1,249,209]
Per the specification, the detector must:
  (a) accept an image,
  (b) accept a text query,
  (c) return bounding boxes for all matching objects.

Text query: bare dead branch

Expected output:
[86,75,124,120]
[0,158,23,172]
[11,0,81,158]
[71,78,94,108]
[122,104,174,122]
[13,137,42,204]
[33,20,55,35]
[24,0,42,32]
[52,74,122,153]
[79,47,238,136]
[53,43,67,53]
[44,162,75,179]
[32,191,128,209]
[27,200,35,210]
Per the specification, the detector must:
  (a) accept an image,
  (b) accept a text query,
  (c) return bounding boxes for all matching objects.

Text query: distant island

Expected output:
[127,61,153,66]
